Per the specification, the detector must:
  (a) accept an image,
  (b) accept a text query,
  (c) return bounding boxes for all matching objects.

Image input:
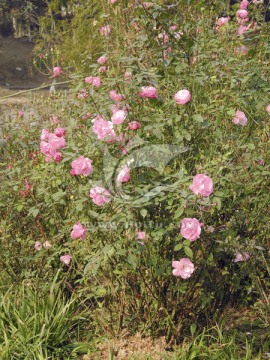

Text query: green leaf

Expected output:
[192,114,204,123]
[140,209,148,218]
[174,243,183,251]
[184,246,193,258]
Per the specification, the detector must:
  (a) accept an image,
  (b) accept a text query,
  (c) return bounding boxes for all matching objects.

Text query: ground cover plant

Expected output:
[0,0,270,358]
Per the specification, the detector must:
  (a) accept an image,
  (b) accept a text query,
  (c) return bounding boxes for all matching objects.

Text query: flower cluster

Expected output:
[40,128,66,162]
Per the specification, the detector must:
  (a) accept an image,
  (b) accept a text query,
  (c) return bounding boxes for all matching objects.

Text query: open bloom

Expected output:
[90,186,111,206]
[234,252,250,262]
[216,17,230,27]
[174,89,191,104]
[237,9,248,19]
[240,0,249,9]
[233,110,248,126]
[60,254,71,265]
[71,156,93,176]
[136,231,146,240]
[180,218,202,241]
[138,86,158,99]
[117,165,130,183]
[71,222,87,240]
[110,90,125,102]
[190,174,214,197]
[85,76,101,88]
[93,116,116,142]
[172,258,195,279]
[266,104,270,113]
[111,110,126,125]
[97,56,106,64]
[53,66,62,78]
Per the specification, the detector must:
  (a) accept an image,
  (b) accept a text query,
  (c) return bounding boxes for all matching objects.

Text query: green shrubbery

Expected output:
[0,0,270,356]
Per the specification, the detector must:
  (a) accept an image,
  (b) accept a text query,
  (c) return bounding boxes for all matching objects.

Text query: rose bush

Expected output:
[0,0,269,343]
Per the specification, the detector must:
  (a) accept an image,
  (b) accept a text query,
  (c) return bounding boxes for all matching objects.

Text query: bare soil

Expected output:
[0,35,46,90]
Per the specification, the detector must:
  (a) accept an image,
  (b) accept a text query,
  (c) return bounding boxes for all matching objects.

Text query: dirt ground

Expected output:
[0,35,47,90]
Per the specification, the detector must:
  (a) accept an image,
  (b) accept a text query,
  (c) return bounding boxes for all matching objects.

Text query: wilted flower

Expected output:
[172,258,195,279]
[100,25,111,36]
[234,252,250,262]
[60,254,71,265]
[233,110,248,126]
[43,241,52,249]
[34,241,42,251]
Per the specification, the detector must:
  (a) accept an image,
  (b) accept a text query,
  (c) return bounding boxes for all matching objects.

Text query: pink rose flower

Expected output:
[60,254,71,265]
[234,252,250,262]
[190,174,214,197]
[100,25,111,36]
[238,25,248,35]
[111,0,117,3]
[180,218,202,241]
[90,186,111,206]
[172,258,195,279]
[71,222,87,240]
[216,17,230,27]
[43,241,52,249]
[128,121,140,130]
[266,104,270,113]
[233,110,248,126]
[54,152,62,163]
[34,241,42,251]
[174,89,191,105]
[40,129,50,141]
[117,165,130,183]
[85,76,101,88]
[138,86,158,99]
[92,116,116,142]
[18,110,24,117]
[136,231,146,240]
[71,156,93,176]
[111,110,126,125]
[97,56,107,64]
[53,66,62,78]
[54,127,66,137]
[240,0,249,9]
[237,10,248,19]
[110,90,125,102]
